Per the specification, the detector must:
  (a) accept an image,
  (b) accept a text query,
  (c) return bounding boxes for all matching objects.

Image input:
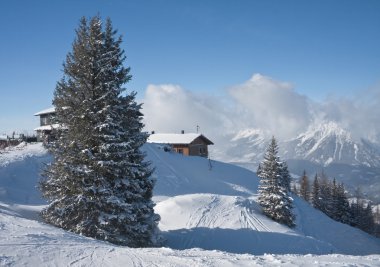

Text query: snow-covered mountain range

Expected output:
[1,143,379,266]
[283,121,380,168]
[213,121,380,202]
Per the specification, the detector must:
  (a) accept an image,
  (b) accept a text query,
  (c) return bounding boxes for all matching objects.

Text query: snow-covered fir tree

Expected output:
[311,174,322,210]
[318,172,333,216]
[299,170,310,202]
[39,16,160,247]
[311,173,335,218]
[257,136,295,227]
[280,161,292,192]
[331,181,351,224]
[349,188,375,234]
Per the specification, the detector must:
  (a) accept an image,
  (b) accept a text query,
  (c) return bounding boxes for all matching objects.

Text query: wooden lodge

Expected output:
[147,132,214,157]
[34,107,57,142]
[33,107,215,157]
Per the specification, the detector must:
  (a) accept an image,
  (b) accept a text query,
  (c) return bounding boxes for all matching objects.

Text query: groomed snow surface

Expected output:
[0,143,379,266]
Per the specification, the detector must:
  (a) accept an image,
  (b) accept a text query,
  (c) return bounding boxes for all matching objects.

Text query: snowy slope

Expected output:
[146,143,257,198]
[0,143,50,206]
[1,209,378,267]
[0,143,380,266]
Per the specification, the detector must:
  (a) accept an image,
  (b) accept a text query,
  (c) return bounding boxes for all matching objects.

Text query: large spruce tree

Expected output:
[39,16,160,247]
[257,137,295,227]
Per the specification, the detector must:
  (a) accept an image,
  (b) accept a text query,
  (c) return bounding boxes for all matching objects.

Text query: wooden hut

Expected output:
[147,132,214,157]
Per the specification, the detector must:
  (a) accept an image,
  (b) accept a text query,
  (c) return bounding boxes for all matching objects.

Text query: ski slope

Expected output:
[147,144,380,255]
[0,143,379,266]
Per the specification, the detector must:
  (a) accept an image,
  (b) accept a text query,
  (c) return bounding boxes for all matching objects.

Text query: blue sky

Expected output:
[0,0,379,133]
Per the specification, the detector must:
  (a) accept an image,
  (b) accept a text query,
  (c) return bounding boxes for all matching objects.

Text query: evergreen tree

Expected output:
[349,187,364,228]
[374,206,380,237]
[257,137,295,227]
[292,184,298,195]
[348,187,375,234]
[311,174,322,210]
[312,173,351,224]
[329,178,339,220]
[375,205,380,224]
[333,182,351,224]
[318,172,332,216]
[363,203,375,234]
[299,170,310,202]
[350,200,375,235]
[280,161,292,192]
[39,16,160,247]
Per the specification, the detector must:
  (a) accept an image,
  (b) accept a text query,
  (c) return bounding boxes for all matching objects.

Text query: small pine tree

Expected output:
[39,16,160,247]
[280,161,292,192]
[257,136,295,227]
[304,173,376,236]
[374,206,380,237]
[350,200,375,235]
[334,182,351,224]
[363,203,375,234]
[329,178,339,220]
[299,170,310,202]
[349,187,364,228]
[311,174,322,210]
[292,184,298,195]
[318,172,333,216]
[374,205,380,225]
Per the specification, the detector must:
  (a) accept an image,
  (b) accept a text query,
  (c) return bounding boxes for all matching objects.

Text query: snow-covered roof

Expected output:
[0,135,7,140]
[147,133,213,145]
[34,107,56,116]
[34,124,61,131]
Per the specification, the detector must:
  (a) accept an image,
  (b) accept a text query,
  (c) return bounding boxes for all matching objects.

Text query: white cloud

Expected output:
[142,84,234,140]
[141,74,380,145]
[318,84,380,142]
[228,74,311,139]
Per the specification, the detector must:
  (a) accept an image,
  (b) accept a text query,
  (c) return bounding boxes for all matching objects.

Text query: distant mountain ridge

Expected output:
[212,121,380,202]
[220,121,380,168]
[283,121,380,168]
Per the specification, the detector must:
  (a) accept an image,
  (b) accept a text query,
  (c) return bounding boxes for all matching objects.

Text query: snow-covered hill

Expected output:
[219,122,380,202]
[0,143,380,266]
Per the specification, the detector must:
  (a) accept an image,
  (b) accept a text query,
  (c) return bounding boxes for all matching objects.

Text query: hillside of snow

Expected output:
[0,143,380,266]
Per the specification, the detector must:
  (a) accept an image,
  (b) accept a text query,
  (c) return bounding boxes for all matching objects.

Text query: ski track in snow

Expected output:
[240,204,271,232]
[188,195,220,228]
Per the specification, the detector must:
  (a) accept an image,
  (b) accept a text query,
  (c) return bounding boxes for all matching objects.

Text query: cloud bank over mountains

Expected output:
[316,87,380,142]
[228,74,311,139]
[142,84,234,138]
[141,73,380,143]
